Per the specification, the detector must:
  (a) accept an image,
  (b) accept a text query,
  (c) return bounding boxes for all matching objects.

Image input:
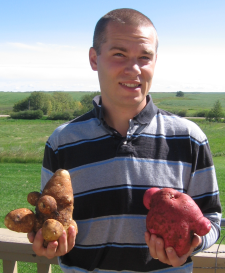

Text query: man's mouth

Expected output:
[120,83,141,88]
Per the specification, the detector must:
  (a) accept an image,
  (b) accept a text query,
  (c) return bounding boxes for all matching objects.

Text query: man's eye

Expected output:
[114,53,124,57]
[140,56,150,60]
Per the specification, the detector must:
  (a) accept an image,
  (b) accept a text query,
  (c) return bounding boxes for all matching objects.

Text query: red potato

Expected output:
[5,169,78,247]
[143,187,211,257]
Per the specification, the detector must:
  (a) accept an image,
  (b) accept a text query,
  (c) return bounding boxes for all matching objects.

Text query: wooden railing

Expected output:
[0,225,225,273]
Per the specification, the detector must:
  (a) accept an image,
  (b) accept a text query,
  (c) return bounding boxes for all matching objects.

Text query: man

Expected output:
[28,8,221,273]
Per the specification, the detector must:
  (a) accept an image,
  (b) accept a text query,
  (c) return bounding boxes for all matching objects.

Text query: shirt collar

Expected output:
[92,94,158,125]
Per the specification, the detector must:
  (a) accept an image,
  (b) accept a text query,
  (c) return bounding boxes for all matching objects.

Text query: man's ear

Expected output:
[89,47,98,71]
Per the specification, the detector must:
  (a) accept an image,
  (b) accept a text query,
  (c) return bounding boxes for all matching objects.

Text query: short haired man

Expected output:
[29,8,221,273]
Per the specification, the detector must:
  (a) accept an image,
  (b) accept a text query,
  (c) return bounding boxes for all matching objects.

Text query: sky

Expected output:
[0,0,224,92]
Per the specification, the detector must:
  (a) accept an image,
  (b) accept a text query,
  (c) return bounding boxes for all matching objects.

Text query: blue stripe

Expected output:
[54,135,111,154]
[70,157,191,174]
[191,166,215,177]
[193,191,219,200]
[74,185,149,198]
[135,133,208,146]
[74,185,186,198]
[74,243,148,250]
[46,142,52,149]
[42,166,54,176]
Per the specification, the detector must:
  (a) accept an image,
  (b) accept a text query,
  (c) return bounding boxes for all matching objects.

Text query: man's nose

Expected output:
[124,59,141,76]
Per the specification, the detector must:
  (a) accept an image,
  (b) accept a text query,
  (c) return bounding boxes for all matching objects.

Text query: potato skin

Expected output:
[143,188,211,257]
[37,195,57,214]
[27,191,41,206]
[4,208,35,233]
[4,169,78,246]
[42,219,64,242]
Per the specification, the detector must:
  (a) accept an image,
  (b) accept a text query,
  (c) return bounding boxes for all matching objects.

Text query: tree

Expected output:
[13,92,52,114]
[176,91,184,97]
[80,92,101,111]
[13,97,29,112]
[206,100,224,121]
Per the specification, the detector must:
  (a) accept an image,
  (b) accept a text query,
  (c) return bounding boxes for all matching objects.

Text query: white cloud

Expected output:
[0,42,224,92]
[153,45,225,92]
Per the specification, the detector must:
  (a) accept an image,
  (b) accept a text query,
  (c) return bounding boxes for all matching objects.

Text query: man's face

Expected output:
[89,21,157,113]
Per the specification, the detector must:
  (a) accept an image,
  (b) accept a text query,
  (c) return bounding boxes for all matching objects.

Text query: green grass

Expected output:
[188,119,225,157]
[151,92,225,115]
[0,118,62,163]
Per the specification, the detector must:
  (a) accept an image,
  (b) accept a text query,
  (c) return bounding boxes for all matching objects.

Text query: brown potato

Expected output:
[4,208,35,233]
[27,191,41,206]
[42,219,64,242]
[4,169,78,247]
[37,195,57,214]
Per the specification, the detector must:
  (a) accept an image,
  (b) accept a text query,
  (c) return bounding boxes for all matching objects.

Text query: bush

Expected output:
[176,91,184,97]
[47,111,74,120]
[194,110,209,117]
[73,106,90,118]
[206,100,224,122]
[169,109,187,117]
[177,110,187,117]
[10,110,43,119]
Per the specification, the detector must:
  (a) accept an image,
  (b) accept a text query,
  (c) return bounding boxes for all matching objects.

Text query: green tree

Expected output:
[176,91,184,97]
[206,100,224,121]
[13,91,52,114]
[80,92,101,111]
[51,92,75,112]
[13,97,29,112]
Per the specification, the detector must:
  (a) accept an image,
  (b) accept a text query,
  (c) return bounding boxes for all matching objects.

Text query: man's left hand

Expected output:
[145,231,202,267]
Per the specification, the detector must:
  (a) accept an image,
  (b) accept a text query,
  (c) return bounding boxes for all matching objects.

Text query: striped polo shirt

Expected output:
[41,95,221,273]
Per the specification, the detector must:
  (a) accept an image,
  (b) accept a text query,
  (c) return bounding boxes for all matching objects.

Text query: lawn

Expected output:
[0,119,62,163]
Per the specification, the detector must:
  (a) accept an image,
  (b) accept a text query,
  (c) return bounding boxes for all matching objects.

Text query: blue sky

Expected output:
[0,0,224,92]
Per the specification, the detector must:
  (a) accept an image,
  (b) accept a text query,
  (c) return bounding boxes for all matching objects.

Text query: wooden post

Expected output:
[37,263,52,273]
[3,260,18,273]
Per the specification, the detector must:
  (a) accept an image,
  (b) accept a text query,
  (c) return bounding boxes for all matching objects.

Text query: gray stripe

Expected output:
[143,114,207,143]
[69,157,193,195]
[75,215,147,246]
[49,118,108,151]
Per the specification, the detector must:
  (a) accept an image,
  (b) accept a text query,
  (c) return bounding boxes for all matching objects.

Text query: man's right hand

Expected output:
[27,225,76,259]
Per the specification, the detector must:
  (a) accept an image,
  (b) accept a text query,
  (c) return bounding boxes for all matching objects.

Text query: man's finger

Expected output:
[67,225,76,252]
[155,238,170,264]
[27,231,35,243]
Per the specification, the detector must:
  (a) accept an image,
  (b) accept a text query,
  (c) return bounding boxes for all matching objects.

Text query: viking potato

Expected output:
[143,187,211,257]
[5,169,78,247]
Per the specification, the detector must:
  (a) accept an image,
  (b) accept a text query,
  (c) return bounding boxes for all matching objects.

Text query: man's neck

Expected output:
[102,100,147,137]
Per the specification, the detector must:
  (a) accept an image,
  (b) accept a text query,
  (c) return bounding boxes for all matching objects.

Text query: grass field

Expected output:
[152,92,225,115]
[1,91,225,115]
[0,119,62,163]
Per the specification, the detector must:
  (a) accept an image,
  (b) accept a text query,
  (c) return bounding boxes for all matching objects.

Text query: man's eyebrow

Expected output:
[109,46,154,55]
[141,49,154,55]
[109,46,127,52]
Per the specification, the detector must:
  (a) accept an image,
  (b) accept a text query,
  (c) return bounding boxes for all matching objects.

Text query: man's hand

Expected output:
[27,225,76,259]
[145,231,202,267]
